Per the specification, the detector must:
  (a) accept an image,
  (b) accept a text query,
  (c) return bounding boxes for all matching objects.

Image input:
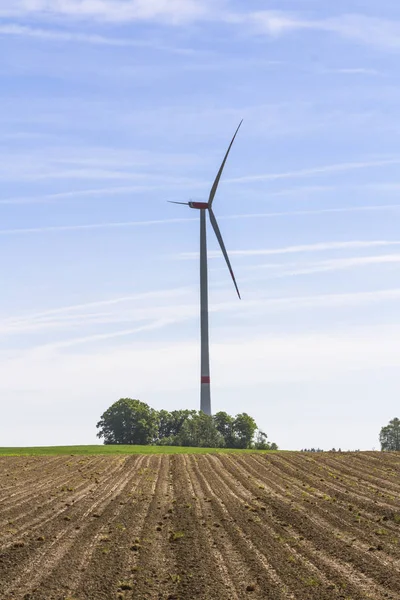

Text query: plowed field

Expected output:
[1,452,400,600]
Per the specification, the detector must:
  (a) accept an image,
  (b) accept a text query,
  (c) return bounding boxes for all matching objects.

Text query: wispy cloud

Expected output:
[0,218,195,236]
[0,287,190,326]
[326,14,400,51]
[3,205,400,236]
[0,23,195,53]
[180,241,400,260]
[38,319,180,350]
[0,145,206,185]
[328,68,381,76]
[6,287,400,347]
[0,181,204,205]
[2,154,400,204]
[226,158,400,185]
[246,11,400,51]
[0,288,198,340]
[284,255,400,277]
[25,291,397,350]
[1,4,400,55]
[223,204,400,221]
[241,254,400,281]
[0,0,215,24]
[0,167,190,184]
[0,164,201,185]
[259,288,400,311]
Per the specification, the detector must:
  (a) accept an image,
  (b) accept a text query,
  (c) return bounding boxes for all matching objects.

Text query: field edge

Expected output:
[0,444,283,456]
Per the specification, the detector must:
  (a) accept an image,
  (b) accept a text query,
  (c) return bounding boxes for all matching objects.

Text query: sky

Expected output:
[1,1,400,450]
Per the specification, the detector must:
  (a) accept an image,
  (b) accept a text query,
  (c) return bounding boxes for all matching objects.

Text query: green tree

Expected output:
[254,430,269,450]
[380,417,400,451]
[178,412,225,448]
[233,413,258,449]
[96,398,159,445]
[213,411,235,447]
[158,409,197,441]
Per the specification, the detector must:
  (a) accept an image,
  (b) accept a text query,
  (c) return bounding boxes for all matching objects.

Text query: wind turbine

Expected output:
[169,121,242,416]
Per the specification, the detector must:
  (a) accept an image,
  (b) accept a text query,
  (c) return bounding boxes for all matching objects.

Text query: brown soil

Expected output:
[0,452,400,600]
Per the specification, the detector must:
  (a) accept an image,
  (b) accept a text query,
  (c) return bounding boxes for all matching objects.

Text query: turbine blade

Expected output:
[168,201,189,205]
[208,120,243,207]
[208,208,241,299]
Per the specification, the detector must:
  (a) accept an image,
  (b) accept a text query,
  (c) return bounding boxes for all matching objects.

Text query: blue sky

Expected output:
[1,1,400,450]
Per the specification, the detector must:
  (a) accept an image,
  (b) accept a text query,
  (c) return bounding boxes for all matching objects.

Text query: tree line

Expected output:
[96,398,278,450]
[301,418,400,452]
[301,448,361,453]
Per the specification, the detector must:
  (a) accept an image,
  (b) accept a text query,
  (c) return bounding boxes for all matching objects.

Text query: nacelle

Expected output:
[189,201,209,210]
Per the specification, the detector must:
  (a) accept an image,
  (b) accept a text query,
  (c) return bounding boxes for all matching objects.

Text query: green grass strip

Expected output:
[0,445,281,456]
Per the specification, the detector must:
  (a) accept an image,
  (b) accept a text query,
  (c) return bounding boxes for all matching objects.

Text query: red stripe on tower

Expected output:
[201,376,210,384]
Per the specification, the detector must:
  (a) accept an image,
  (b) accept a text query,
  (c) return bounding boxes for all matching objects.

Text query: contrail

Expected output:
[0,217,196,235]
[190,240,400,260]
[226,158,400,184]
[0,23,195,54]
[2,204,400,236]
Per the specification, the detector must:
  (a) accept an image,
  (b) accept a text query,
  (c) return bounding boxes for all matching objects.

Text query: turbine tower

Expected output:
[169,121,242,415]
